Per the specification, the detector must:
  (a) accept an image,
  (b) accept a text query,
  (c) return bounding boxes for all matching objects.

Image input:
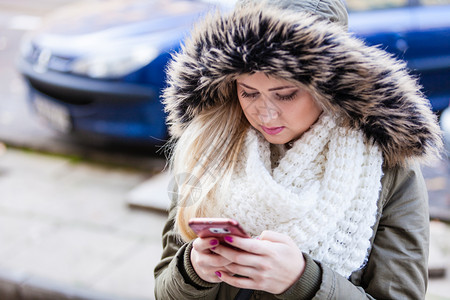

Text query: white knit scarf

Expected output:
[220,114,383,278]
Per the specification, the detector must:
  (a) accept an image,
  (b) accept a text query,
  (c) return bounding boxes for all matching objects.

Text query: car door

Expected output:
[348,0,414,60]
[406,1,450,111]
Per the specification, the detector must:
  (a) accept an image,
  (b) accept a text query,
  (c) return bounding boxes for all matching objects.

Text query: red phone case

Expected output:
[188,218,250,242]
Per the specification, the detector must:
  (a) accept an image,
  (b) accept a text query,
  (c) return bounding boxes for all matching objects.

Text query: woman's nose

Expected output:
[256,98,280,123]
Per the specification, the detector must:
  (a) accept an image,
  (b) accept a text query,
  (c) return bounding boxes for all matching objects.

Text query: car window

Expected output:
[346,0,409,11]
[421,0,450,5]
[199,0,237,8]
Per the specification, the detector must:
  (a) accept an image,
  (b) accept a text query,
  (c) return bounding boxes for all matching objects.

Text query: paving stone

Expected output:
[20,275,133,300]
[91,243,162,300]
[428,221,450,298]
[429,222,448,279]
[0,214,56,258]
[0,148,71,177]
[54,163,149,191]
[423,159,450,222]
[0,175,61,215]
[126,171,171,212]
[34,184,135,228]
[0,224,138,287]
[115,209,167,240]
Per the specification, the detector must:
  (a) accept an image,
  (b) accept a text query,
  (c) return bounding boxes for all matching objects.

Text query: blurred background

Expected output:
[0,0,449,299]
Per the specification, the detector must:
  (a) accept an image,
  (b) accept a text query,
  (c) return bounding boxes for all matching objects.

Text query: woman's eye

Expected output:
[276,91,298,101]
[240,90,259,99]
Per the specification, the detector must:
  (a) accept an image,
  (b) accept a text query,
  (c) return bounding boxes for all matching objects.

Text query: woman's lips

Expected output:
[261,126,285,135]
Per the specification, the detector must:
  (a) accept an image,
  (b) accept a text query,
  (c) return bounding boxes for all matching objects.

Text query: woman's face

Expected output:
[236,72,323,144]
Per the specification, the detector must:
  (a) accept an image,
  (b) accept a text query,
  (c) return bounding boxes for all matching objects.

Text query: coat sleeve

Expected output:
[275,162,429,299]
[153,203,220,300]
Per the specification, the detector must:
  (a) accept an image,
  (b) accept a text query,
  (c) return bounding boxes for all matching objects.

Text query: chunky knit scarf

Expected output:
[220,114,384,278]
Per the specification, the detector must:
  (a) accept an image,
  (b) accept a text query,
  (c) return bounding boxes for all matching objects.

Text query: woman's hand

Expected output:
[211,231,306,294]
[190,237,232,283]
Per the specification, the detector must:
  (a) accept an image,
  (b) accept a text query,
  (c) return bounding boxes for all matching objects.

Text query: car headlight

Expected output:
[440,107,450,153]
[441,108,450,136]
[71,46,159,79]
[19,34,34,60]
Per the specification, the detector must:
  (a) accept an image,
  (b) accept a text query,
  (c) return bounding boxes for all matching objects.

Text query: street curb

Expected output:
[430,207,450,223]
[0,267,146,300]
[0,135,167,172]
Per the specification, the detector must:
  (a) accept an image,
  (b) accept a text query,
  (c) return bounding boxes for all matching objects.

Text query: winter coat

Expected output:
[155,3,442,299]
[154,163,429,299]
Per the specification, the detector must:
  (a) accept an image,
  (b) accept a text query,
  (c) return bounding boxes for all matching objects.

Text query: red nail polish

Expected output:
[211,247,216,251]
[215,271,222,278]
[210,239,218,246]
[224,236,233,243]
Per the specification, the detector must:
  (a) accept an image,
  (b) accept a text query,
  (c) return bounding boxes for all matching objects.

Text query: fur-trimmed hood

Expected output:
[162,5,442,167]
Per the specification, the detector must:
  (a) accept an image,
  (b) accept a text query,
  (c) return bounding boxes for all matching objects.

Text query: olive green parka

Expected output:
[155,163,429,299]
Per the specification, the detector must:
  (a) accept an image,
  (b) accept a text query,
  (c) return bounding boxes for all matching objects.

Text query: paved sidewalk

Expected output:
[428,221,450,300]
[0,144,167,300]
[1,144,450,299]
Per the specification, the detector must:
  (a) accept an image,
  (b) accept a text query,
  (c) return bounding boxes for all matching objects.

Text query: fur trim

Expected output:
[162,5,442,167]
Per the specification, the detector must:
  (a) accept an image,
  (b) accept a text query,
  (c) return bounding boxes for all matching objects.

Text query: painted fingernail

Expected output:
[210,239,218,246]
[211,247,216,251]
[224,236,233,243]
[215,271,222,278]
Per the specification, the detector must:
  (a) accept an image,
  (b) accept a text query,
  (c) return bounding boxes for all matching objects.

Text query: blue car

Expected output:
[18,0,234,147]
[347,0,450,112]
[18,0,450,146]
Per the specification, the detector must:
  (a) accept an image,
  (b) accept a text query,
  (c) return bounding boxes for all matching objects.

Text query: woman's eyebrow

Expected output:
[238,82,296,91]
[268,86,296,91]
[237,82,257,90]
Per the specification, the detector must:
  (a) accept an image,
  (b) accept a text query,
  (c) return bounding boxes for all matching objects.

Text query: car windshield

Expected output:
[40,0,211,35]
[199,0,237,3]
[422,0,450,4]
[198,0,237,8]
[347,0,450,11]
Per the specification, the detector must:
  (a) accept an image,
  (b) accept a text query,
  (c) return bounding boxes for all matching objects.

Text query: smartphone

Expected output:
[188,218,250,243]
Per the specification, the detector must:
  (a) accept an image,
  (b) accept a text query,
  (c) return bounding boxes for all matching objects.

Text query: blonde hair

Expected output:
[167,89,249,241]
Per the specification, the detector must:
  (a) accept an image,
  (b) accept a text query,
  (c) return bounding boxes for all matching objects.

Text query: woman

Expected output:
[154,0,442,299]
